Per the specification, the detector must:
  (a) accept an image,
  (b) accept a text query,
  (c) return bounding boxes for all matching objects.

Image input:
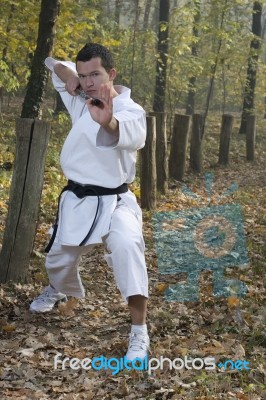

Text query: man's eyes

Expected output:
[79,72,100,78]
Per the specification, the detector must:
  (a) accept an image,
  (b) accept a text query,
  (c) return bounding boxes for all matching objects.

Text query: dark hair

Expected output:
[76,43,114,72]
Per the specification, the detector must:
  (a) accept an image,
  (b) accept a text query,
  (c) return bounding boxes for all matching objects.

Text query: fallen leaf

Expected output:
[228,296,240,308]
[58,298,78,316]
[156,283,168,293]
[17,348,35,357]
[2,324,16,332]
[118,378,130,396]
[233,343,245,359]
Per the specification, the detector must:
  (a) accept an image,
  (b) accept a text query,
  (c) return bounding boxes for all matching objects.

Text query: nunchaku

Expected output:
[76,88,102,107]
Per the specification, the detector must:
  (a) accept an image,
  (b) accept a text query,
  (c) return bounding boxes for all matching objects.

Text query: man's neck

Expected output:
[111,86,119,98]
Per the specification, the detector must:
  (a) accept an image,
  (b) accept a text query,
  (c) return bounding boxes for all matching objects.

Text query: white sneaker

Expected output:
[126,331,150,361]
[29,285,67,313]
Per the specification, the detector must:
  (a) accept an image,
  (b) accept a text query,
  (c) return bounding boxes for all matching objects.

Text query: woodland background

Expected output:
[0,0,265,399]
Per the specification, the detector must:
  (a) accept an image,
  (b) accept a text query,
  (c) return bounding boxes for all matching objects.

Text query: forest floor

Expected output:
[0,98,265,399]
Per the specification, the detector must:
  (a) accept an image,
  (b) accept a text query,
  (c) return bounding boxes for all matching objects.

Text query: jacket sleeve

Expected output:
[96,106,146,152]
[45,57,81,120]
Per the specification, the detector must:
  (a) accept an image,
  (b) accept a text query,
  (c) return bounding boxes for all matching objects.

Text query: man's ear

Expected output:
[109,68,116,81]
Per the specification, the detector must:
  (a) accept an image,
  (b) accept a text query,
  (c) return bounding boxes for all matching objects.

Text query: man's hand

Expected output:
[54,63,80,95]
[87,84,119,136]
[65,76,80,96]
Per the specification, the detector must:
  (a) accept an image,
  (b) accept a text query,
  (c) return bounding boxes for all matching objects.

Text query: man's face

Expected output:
[76,57,115,99]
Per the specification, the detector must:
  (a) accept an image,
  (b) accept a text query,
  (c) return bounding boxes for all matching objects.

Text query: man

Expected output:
[30,43,149,361]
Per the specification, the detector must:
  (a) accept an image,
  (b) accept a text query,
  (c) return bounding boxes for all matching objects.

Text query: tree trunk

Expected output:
[169,114,191,181]
[143,0,153,29]
[190,113,203,173]
[150,112,168,193]
[201,0,227,138]
[54,91,67,113]
[139,0,153,98]
[218,114,233,165]
[246,115,256,161]
[2,4,16,63]
[0,3,16,105]
[152,0,170,112]
[21,0,60,119]
[239,1,262,134]
[115,0,122,25]
[140,116,157,210]
[130,0,141,97]
[186,0,200,115]
[173,0,178,8]
[0,119,50,283]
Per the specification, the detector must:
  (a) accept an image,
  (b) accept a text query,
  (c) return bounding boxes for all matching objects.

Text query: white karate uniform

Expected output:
[44,58,148,303]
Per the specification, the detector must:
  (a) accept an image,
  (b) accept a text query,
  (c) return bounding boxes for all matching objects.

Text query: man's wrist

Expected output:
[102,116,119,136]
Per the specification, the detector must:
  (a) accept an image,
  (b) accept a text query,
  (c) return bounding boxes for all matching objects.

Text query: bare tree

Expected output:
[186,0,200,115]
[21,0,60,119]
[130,0,141,97]
[152,0,170,112]
[239,1,262,134]
[143,0,153,29]
[0,3,16,104]
[200,0,228,138]
[115,0,122,25]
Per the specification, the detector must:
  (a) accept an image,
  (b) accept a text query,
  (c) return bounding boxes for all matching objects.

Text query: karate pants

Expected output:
[45,203,148,303]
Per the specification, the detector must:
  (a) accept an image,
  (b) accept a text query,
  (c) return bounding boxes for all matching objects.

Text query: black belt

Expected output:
[45,180,128,253]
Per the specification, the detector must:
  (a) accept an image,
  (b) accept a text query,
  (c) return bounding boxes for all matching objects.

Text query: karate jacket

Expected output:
[45,57,146,246]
